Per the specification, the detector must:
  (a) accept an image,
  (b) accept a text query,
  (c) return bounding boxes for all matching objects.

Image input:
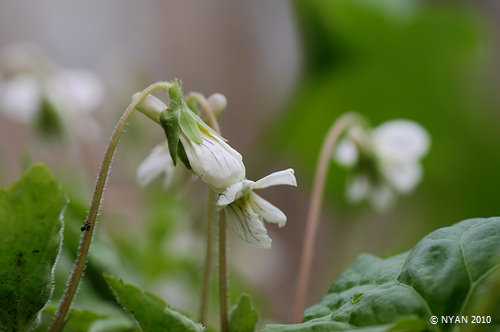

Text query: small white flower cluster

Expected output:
[136,86,296,248]
[334,119,430,211]
[0,43,104,140]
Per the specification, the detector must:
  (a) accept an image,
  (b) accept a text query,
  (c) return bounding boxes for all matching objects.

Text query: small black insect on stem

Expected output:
[80,221,91,232]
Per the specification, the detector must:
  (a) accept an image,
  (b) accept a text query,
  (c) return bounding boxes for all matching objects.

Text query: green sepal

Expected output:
[191,111,228,142]
[229,294,260,332]
[168,81,184,110]
[36,98,64,138]
[179,108,203,144]
[160,109,180,166]
[177,141,192,170]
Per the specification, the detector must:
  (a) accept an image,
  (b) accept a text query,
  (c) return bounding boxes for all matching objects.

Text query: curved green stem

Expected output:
[293,113,361,323]
[49,81,172,332]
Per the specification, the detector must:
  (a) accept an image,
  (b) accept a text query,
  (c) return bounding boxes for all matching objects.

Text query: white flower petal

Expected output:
[346,174,370,203]
[226,200,272,249]
[57,70,104,114]
[217,180,255,207]
[254,168,297,190]
[380,161,422,193]
[0,75,41,124]
[369,184,395,212]
[333,138,359,166]
[249,193,287,227]
[136,145,174,187]
[372,119,430,162]
[180,131,245,193]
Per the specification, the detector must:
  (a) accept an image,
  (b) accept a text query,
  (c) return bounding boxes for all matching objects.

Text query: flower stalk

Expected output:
[219,210,229,332]
[293,113,361,323]
[199,189,216,325]
[49,81,172,332]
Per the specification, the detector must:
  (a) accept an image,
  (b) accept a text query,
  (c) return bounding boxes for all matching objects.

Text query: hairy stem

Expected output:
[219,210,229,332]
[293,113,360,323]
[193,91,228,329]
[199,189,216,324]
[49,81,172,332]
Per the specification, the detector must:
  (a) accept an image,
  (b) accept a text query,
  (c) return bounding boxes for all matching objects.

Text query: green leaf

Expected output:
[160,109,180,166]
[229,293,260,332]
[179,108,203,144]
[104,274,204,332]
[263,217,500,331]
[0,164,66,331]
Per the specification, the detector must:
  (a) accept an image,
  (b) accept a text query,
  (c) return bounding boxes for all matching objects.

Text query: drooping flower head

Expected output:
[217,169,297,248]
[334,119,430,210]
[134,82,245,193]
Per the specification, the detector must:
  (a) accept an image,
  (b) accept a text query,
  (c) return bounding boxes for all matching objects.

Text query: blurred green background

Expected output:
[0,0,499,328]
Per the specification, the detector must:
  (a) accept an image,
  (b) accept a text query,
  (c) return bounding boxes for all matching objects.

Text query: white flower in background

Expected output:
[334,119,430,211]
[217,169,297,248]
[179,129,245,193]
[137,142,197,190]
[137,143,176,187]
[0,74,41,124]
[0,43,104,140]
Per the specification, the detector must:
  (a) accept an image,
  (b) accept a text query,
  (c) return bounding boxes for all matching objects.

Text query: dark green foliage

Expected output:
[0,165,66,331]
[264,217,500,331]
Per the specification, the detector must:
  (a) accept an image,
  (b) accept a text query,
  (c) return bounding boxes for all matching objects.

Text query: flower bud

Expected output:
[207,93,227,118]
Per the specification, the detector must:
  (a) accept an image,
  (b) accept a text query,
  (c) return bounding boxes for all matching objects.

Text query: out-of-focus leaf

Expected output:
[104,274,204,332]
[33,306,139,332]
[229,293,260,332]
[263,217,500,331]
[0,165,66,331]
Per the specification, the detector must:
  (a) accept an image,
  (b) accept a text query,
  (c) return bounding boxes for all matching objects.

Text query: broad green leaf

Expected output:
[160,109,180,166]
[104,274,204,332]
[0,165,66,331]
[263,217,500,331]
[179,108,203,144]
[229,293,259,332]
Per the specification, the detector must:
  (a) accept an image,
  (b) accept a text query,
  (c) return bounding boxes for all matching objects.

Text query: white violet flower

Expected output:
[334,119,430,210]
[217,169,297,249]
[179,129,245,193]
